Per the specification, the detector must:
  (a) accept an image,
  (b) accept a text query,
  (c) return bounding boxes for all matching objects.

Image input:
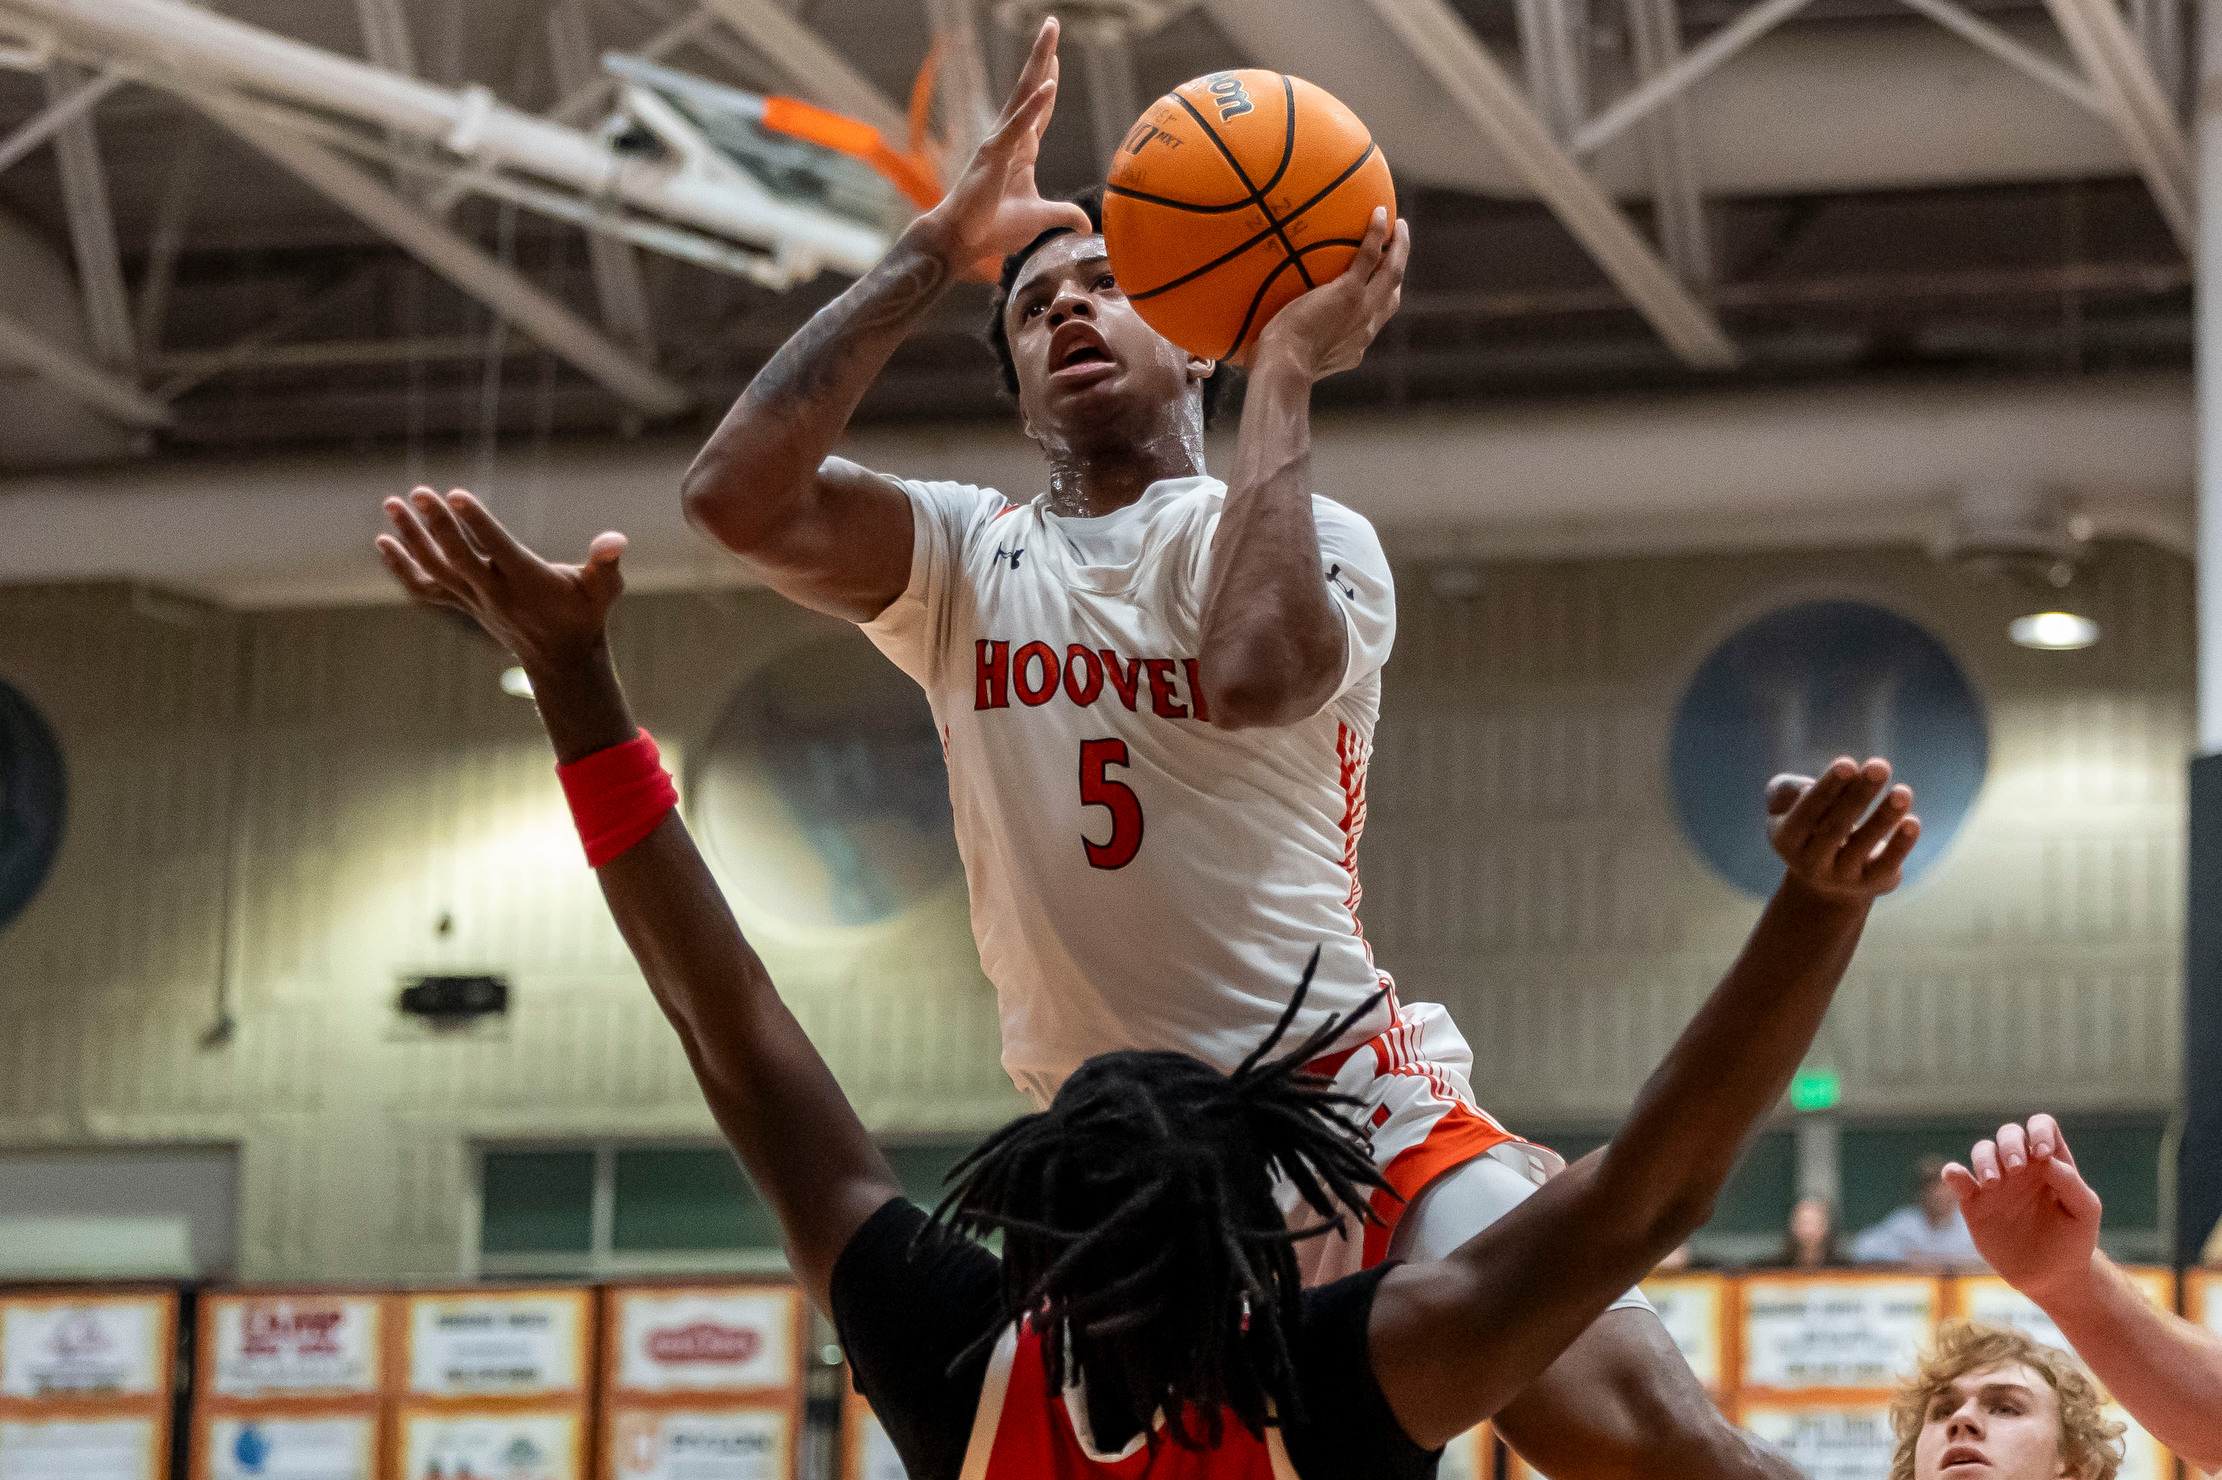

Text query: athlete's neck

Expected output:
[1038,422,1204,520]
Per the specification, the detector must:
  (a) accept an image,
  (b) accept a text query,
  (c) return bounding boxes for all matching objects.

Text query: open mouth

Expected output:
[1049,322,1117,380]
[1939,1445,1989,1471]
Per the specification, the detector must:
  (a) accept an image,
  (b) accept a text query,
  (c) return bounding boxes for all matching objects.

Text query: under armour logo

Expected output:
[995,545,1025,571]
[1325,562,1355,600]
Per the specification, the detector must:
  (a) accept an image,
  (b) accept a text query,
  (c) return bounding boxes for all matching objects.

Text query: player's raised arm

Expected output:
[1196,206,1408,729]
[1944,1117,2222,1469]
[375,488,900,1310]
[680,19,1090,624]
[1371,759,1919,1447]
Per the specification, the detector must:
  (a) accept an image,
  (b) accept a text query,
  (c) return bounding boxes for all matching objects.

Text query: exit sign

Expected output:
[1790,1066,1842,1113]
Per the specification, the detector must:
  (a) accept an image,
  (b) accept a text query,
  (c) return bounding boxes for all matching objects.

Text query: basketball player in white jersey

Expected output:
[683,23,1800,1477]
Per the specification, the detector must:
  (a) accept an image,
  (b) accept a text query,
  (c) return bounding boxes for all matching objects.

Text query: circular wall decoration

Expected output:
[694,634,960,930]
[1669,600,1987,897]
[0,678,66,932]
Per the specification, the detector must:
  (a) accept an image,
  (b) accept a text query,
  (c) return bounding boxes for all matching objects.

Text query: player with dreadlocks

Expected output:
[376,487,1920,1478]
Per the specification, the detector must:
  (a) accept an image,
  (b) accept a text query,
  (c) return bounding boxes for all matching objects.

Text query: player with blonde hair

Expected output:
[1890,1320,2122,1480]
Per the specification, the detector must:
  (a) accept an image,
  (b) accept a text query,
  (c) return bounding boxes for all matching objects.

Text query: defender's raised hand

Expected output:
[376,488,625,671]
[1765,757,1920,902]
[1943,1115,2101,1302]
[915,18,1092,272]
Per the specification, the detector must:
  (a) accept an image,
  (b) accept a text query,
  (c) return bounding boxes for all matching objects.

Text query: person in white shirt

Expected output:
[1852,1154,1988,1270]
[681,21,1830,1477]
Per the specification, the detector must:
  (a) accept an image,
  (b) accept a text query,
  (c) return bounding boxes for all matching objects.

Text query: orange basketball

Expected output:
[1103,70,1394,366]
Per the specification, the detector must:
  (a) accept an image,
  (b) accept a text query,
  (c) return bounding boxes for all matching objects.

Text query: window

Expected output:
[474,1139,982,1277]
[1839,1114,2167,1261]
[1670,601,1987,896]
[1519,1127,1796,1265]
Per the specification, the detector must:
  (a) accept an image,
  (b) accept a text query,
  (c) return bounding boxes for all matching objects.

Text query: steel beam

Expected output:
[546,0,658,359]
[1572,0,1813,157]
[0,61,118,173]
[45,61,134,371]
[1894,0,2108,116]
[1514,0,1588,141]
[215,106,692,416]
[0,309,171,426]
[1361,0,1738,367]
[133,125,202,357]
[692,0,907,136]
[921,0,996,166]
[2044,0,2194,251]
[1623,0,1711,286]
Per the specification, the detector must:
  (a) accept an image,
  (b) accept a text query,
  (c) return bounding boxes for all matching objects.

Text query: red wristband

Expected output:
[557,730,679,867]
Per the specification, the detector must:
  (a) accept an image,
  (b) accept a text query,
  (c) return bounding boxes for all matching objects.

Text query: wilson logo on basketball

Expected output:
[645,1322,760,1364]
[1205,73,1254,122]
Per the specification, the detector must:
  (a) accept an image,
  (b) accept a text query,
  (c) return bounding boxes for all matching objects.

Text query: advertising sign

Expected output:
[613,1291,798,1396]
[1739,1401,1898,1480]
[406,1291,588,1399]
[2193,1270,2220,1337]
[1741,1275,1939,1393]
[399,1410,582,1480]
[840,1388,902,1480]
[208,1296,386,1399]
[1436,1425,1491,1480]
[1640,1273,1731,1392]
[0,1296,169,1399]
[0,1416,161,1480]
[204,1416,376,1480]
[609,1408,791,1480]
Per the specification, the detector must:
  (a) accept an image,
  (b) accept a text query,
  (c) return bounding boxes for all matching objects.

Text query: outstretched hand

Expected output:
[916,18,1092,274]
[1943,1114,2102,1303]
[376,488,626,672]
[1765,757,1920,903]
[1252,207,1409,376]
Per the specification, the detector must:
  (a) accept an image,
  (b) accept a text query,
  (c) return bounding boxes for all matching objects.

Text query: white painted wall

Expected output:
[0,537,2189,1278]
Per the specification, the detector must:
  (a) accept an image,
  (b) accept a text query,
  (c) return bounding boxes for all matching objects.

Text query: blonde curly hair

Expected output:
[1888,1320,2123,1480]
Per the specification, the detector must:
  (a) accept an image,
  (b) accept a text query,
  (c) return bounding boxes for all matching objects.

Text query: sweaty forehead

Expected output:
[1009,233,1109,306]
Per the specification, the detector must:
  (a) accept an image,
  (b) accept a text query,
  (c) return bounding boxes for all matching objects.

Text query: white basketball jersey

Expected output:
[862,474,1400,1106]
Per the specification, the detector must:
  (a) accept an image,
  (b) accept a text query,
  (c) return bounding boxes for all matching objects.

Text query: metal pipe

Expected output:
[1362,0,1739,367]
[1572,0,1813,156]
[0,61,117,174]
[0,309,171,426]
[1892,0,2107,116]
[214,106,692,417]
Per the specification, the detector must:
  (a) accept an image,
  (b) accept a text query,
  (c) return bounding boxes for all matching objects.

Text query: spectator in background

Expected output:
[1853,1154,1986,1270]
[1778,1194,1845,1270]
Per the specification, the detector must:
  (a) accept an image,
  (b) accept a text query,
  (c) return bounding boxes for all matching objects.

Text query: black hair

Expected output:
[932,951,1389,1450]
[985,184,1233,427]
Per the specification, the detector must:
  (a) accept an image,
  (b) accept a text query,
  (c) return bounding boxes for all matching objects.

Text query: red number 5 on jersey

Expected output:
[1079,738,1144,869]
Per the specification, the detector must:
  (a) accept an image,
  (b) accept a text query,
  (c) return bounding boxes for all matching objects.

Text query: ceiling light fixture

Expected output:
[2008,612,2099,651]
[500,666,535,697]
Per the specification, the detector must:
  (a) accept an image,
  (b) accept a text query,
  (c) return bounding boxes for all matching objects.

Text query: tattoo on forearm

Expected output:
[743,242,952,411]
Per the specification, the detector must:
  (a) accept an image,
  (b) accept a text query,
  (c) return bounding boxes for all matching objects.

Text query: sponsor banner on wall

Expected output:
[613,1290,798,1396]
[399,1409,582,1480]
[406,1291,588,1399]
[839,1388,902,1480]
[1740,1401,1897,1480]
[0,1415,161,1480]
[208,1296,386,1398]
[0,1295,170,1399]
[1740,1275,1939,1393]
[1952,1272,2176,1480]
[204,1415,376,1480]
[609,1407,791,1480]
[2194,1270,2219,1337]
[1641,1274,1730,1392]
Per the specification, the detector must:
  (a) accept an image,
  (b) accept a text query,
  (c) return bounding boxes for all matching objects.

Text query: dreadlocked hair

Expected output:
[984,184,1235,427]
[931,949,1390,1451]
